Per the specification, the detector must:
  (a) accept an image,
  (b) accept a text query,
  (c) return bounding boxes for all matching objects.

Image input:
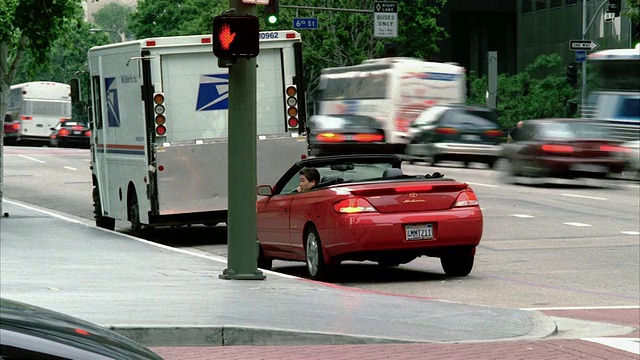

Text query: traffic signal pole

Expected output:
[581,0,588,108]
[219,0,265,280]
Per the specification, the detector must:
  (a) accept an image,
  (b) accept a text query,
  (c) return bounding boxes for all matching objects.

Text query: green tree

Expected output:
[129,0,227,38]
[92,2,135,41]
[467,54,578,130]
[624,0,640,24]
[0,0,82,213]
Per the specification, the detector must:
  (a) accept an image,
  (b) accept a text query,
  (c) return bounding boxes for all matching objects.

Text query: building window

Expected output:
[566,0,577,5]
[523,0,533,13]
[551,0,562,8]
[536,0,548,11]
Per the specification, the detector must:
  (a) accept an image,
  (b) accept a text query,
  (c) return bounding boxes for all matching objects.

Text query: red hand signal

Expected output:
[219,24,236,50]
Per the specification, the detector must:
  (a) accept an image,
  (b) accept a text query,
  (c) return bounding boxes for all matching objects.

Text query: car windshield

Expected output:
[538,121,609,139]
[280,160,396,193]
[309,115,381,130]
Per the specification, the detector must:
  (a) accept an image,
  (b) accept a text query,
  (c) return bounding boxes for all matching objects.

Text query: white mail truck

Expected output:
[86,31,308,232]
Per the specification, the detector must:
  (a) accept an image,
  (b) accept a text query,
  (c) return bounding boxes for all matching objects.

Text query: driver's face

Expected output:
[299,175,315,192]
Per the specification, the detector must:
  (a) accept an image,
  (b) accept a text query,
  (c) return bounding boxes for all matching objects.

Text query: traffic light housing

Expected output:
[212,15,260,59]
[566,62,578,87]
[608,0,621,17]
[383,43,399,57]
[264,0,279,25]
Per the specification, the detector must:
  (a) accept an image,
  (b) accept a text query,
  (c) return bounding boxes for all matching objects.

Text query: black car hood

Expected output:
[0,298,162,360]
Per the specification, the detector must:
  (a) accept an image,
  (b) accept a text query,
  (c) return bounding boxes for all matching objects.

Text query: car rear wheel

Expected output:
[93,185,115,231]
[440,248,475,276]
[305,227,330,280]
[257,242,272,270]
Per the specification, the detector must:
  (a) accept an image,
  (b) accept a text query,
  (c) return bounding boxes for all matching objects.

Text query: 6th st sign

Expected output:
[569,40,599,51]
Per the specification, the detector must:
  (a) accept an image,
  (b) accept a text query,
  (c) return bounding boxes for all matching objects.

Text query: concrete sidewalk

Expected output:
[0,199,612,348]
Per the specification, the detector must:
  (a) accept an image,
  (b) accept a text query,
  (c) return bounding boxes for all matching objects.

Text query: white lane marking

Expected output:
[465,182,499,188]
[623,184,640,189]
[3,199,299,280]
[563,222,592,227]
[18,155,45,164]
[581,338,640,355]
[522,305,640,310]
[510,214,534,218]
[621,231,640,236]
[63,166,77,171]
[561,193,607,201]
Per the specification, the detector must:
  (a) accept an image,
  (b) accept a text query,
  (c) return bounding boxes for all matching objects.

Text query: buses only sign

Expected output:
[373,1,398,38]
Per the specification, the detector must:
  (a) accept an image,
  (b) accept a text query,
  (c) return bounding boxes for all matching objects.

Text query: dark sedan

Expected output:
[501,118,630,179]
[307,114,388,156]
[405,105,504,168]
[0,297,162,360]
[49,120,91,148]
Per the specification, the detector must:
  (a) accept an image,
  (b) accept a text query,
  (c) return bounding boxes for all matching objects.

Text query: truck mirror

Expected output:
[70,79,81,104]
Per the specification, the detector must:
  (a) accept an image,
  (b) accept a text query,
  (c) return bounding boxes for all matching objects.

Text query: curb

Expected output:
[110,311,560,347]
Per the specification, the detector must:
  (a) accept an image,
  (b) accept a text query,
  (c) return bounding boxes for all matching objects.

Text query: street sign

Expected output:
[373,1,398,38]
[293,17,319,29]
[575,50,587,63]
[569,40,599,51]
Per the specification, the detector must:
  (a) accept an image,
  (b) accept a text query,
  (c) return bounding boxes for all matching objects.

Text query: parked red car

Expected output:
[256,154,483,280]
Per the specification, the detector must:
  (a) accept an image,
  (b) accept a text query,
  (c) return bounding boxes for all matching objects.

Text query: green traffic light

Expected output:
[267,15,278,24]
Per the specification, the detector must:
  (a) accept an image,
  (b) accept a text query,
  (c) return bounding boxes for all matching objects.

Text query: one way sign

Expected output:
[569,40,599,51]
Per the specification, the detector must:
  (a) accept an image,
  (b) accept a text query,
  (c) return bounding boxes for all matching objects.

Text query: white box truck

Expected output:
[86,31,308,232]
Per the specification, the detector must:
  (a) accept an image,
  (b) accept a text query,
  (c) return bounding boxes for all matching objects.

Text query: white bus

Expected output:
[4,81,72,144]
[585,44,640,141]
[317,57,466,152]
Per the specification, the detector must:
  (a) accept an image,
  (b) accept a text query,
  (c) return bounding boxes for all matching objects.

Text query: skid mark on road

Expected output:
[17,154,45,164]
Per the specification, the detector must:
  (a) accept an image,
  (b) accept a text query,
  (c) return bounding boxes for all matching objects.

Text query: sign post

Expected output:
[219,0,265,280]
[373,1,398,38]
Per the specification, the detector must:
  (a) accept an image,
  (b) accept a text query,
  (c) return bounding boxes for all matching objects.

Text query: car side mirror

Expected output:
[50,127,56,131]
[256,185,273,196]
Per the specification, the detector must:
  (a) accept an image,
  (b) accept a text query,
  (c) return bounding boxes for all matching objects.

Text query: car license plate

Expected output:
[462,134,480,141]
[405,224,433,241]
[571,164,607,173]
[73,131,81,135]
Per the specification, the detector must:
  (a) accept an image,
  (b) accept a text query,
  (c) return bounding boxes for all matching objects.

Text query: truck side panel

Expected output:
[155,136,307,216]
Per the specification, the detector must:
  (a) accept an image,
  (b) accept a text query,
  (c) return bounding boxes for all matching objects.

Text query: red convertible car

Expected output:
[256,154,483,280]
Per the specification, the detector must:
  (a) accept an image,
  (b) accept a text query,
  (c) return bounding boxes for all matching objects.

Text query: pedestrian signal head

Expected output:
[212,15,260,58]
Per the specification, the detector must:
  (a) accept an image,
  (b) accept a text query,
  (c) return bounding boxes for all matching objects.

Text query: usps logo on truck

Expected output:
[196,74,229,111]
[105,77,121,127]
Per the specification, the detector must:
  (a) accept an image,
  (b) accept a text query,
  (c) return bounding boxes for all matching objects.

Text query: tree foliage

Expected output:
[467,54,578,130]
[91,2,135,41]
[624,0,640,24]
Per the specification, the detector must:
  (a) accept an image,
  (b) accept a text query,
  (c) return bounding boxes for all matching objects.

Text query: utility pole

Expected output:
[219,0,265,280]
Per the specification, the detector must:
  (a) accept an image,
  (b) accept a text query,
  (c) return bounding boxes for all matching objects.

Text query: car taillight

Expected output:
[541,144,573,153]
[11,123,20,130]
[353,133,384,142]
[453,188,479,207]
[333,198,377,214]
[600,144,629,152]
[484,129,503,137]
[58,128,70,136]
[85,130,92,137]
[316,132,346,142]
[435,127,459,135]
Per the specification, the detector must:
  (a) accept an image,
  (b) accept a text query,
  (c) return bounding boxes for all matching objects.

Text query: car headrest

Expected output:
[320,174,340,183]
[382,168,404,179]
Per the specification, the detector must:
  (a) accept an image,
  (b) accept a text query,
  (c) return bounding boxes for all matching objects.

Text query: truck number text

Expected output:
[260,32,279,40]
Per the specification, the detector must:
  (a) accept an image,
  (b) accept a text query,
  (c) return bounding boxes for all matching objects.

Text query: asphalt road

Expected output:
[2,145,639,309]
